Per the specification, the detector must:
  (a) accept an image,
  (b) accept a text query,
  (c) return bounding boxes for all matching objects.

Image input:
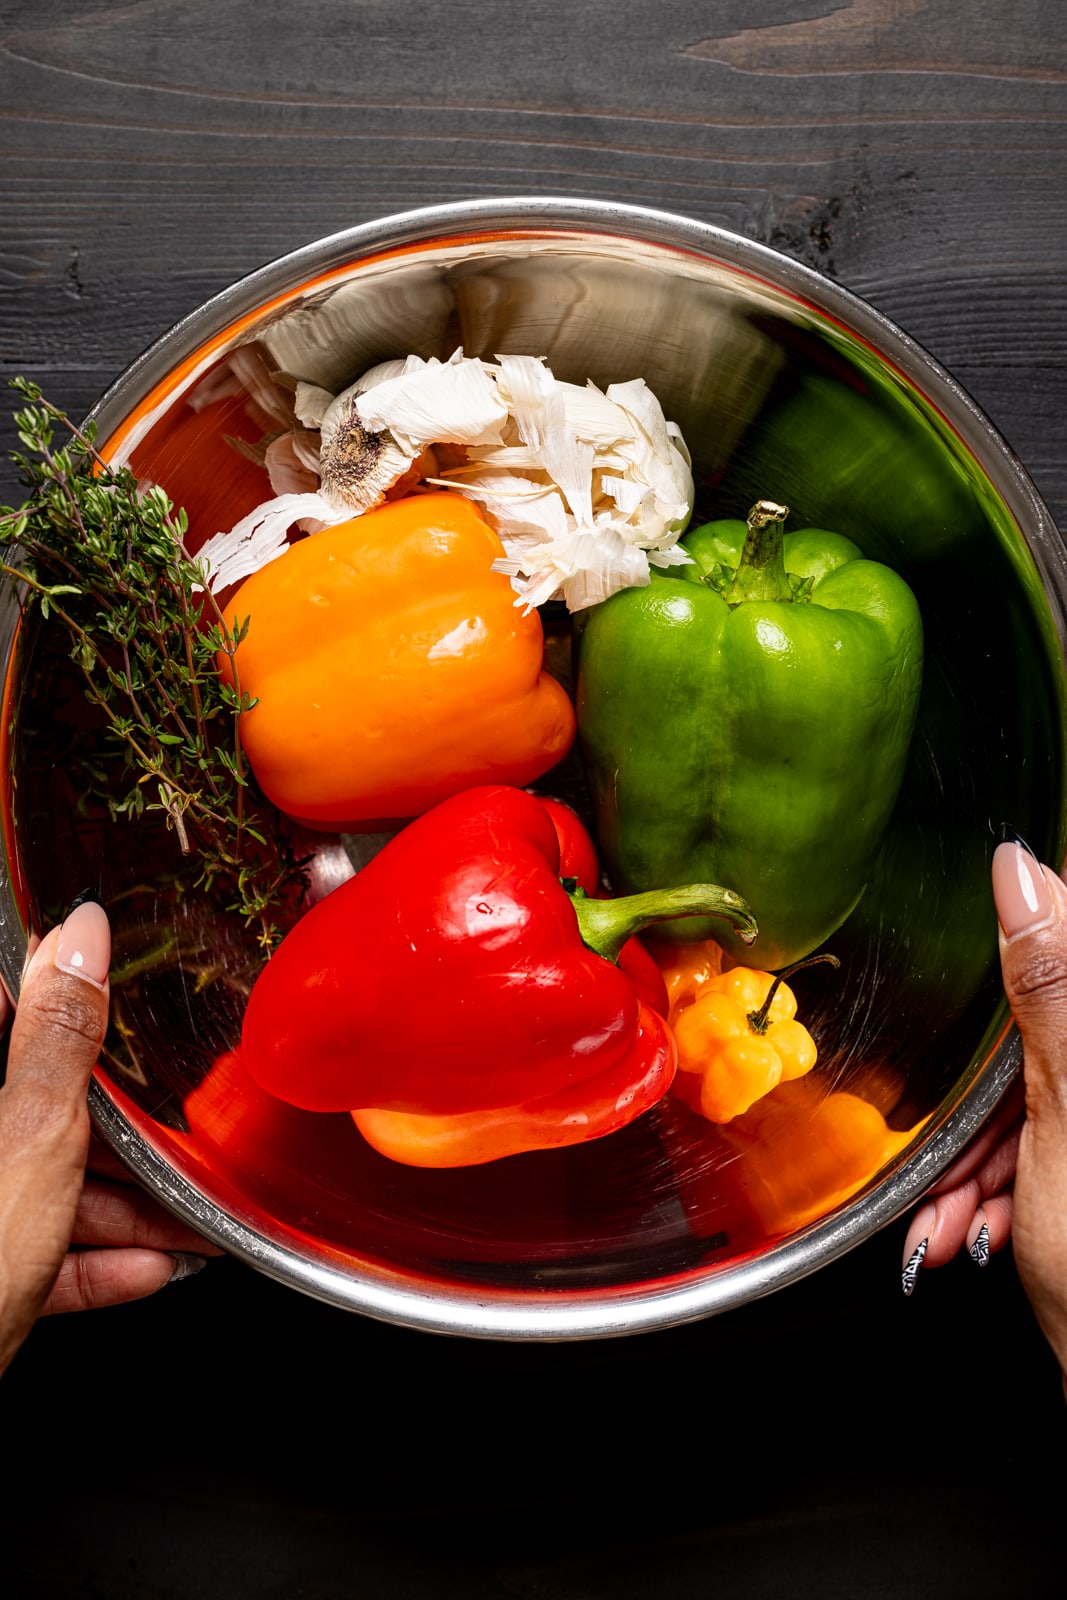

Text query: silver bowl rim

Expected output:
[28,195,1057,1338]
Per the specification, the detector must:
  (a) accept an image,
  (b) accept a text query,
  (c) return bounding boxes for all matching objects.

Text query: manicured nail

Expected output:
[902,1236,928,1296]
[167,1253,207,1283]
[65,887,105,915]
[968,1220,990,1268]
[55,899,111,990]
[992,840,1054,940]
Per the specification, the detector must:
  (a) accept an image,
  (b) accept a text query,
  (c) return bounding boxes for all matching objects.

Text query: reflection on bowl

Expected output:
[1,198,1064,1339]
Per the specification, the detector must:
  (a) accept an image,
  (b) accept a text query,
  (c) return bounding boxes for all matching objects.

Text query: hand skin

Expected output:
[0,902,223,1378]
[993,847,1067,1378]
[902,844,1067,1385]
[901,1079,1022,1276]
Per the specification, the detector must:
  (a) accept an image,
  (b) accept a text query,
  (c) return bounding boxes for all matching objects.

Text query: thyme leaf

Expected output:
[0,378,306,949]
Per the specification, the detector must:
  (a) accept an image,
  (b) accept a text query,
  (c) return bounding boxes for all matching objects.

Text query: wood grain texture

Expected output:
[2,0,1064,519]
[1,8,1067,1595]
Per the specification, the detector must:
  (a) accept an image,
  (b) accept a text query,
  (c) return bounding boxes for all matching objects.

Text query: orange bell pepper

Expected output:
[220,492,576,829]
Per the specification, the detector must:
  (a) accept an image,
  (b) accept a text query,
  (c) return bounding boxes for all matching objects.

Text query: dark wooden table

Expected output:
[2,4,1066,1596]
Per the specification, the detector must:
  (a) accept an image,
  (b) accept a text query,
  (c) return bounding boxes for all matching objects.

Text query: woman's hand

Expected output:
[0,899,222,1377]
[900,1077,1023,1290]
[988,842,1067,1374]
[902,842,1067,1379]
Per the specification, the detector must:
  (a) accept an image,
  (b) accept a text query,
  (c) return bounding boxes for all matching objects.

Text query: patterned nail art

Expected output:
[968,1221,990,1268]
[902,1237,928,1296]
[167,1253,207,1283]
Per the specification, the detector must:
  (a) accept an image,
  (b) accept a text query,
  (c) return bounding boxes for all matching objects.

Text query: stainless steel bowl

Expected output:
[2,198,1064,1339]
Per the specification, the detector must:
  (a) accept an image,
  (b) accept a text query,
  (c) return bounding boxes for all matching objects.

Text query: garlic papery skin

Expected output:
[353,352,510,451]
[442,357,695,611]
[195,493,337,594]
[199,350,694,609]
[313,375,419,519]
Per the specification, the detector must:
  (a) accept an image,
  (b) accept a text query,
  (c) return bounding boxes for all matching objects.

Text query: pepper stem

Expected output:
[747,952,842,1034]
[566,883,758,965]
[719,499,793,606]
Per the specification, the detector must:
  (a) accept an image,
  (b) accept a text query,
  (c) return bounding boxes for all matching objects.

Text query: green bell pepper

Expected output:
[575,500,924,970]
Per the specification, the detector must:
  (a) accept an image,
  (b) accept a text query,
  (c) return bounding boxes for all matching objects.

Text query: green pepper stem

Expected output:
[747,952,842,1034]
[567,883,758,965]
[718,499,794,606]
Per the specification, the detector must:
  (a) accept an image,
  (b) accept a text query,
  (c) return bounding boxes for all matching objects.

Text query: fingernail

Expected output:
[20,937,37,988]
[55,899,111,990]
[902,1237,928,1297]
[65,887,105,916]
[167,1253,207,1283]
[992,840,1054,940]
[968,1220,991,1268]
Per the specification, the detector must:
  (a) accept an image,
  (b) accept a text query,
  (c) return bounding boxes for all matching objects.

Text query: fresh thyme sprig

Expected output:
[0,378,306,949]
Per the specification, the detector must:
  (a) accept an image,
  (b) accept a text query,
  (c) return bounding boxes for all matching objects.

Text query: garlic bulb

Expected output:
[196,349,694,610]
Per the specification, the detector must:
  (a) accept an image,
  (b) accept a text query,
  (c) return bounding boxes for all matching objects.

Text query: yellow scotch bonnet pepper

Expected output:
[670,957,838,1124]
[217,492,576,829]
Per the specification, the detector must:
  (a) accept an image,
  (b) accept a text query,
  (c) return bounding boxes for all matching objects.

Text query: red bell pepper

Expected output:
[240,785,756,1165]
[350,1006,674,1167]
[536,792,670,1018]
[536,793,602,896]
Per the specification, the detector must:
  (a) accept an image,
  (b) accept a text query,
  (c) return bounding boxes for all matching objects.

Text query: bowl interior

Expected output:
[2,207,1063,1336]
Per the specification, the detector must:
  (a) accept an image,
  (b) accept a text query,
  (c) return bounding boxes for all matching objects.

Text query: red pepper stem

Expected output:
[567,883,758,966]
[748,952,842,1034]
[719,499,794,607]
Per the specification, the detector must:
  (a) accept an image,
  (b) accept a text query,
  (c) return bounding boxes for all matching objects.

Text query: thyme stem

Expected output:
[0,379,306,947]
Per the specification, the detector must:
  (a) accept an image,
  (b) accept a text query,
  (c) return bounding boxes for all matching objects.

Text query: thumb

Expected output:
[992,840,1067,1100]
[0,897,111,1372]
[7,897,111,1103]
